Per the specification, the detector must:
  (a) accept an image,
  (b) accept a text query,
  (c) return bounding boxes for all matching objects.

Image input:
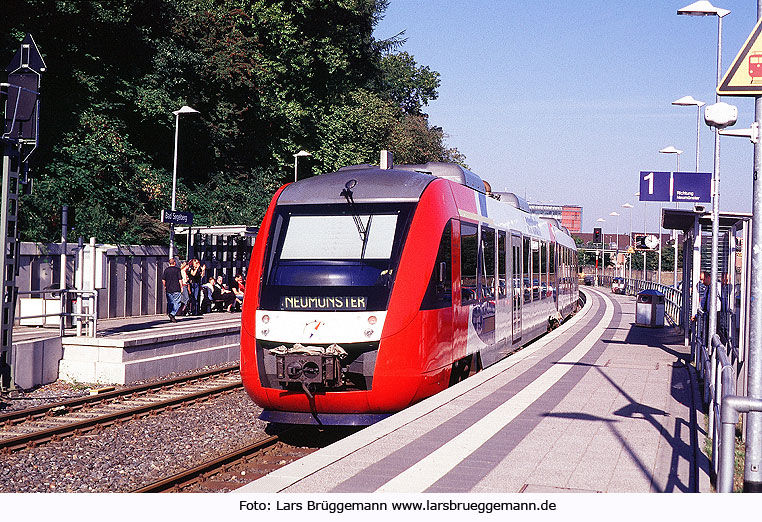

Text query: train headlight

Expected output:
[367,315,377,325]
[364,328,374,338]
[261,314,270,324]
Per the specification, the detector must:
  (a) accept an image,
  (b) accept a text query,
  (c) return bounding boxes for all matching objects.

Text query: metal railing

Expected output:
[595,275,682,326]
[16,288,98,337]
[691,316,762,492]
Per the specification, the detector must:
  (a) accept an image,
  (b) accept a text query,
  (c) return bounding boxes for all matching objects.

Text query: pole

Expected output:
[696,104,702,172]
[658,205,663,284]
[169,112,180,261]
[294,156,298,182]
[60,205,68,333]
[674,230,679,288]
[614,216,624,275]
[60,205,68,292]
[708,14,723,350]
[629,205,633,280]
[745,0,762,492]
[76,236,83,337]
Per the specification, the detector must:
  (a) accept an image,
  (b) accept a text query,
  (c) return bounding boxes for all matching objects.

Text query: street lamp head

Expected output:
[677,1,730,17]
[659,146,683,155]
[293,150,312,158]
[596,218,606,223]
[609,211,619,217]
[173,105,199,116]
[622,203,633,209]
[672,95,706,107]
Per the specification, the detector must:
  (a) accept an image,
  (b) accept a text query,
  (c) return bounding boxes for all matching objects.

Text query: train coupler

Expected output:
[270,344,348,392]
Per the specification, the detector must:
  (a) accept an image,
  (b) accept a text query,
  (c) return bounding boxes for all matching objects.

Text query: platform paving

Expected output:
[238,287,711,494]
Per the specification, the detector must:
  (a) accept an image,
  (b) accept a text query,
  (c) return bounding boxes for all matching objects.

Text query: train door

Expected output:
[550,242,558,307]
[478,225,496,344]
[512,234,522,343]
[496,230,509,343]
[460,222,479,354]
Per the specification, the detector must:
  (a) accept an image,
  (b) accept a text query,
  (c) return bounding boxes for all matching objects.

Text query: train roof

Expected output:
[277,167,435,205]
[392,162,485,193]
[278,162,534,220]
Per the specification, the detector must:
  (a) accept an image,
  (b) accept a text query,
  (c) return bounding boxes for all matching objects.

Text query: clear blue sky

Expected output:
[374,0,760,234]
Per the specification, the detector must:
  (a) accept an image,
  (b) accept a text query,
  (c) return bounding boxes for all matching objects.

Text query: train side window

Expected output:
[532,240,540,301]
[549,242,556,302]
[481,226,496,299]
[461,222,479,305]
[421,221,453,310]
[539,241,547,299]
[523,237,531,303]
[498,231,507,299]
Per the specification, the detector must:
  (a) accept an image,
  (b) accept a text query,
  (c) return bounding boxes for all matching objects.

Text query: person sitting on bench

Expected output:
[203,276,237,312]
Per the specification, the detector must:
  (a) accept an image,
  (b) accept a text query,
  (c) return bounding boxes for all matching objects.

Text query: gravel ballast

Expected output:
[0,371,268,493]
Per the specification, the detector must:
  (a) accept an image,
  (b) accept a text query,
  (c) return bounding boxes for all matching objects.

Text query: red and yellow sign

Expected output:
[718,17,762,96]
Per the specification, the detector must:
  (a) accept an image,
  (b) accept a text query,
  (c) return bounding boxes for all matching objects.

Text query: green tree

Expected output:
[3,0,463,244]
[379,51,440,115]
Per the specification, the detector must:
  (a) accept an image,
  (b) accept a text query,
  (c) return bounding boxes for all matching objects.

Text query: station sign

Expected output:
[673,172,711,203]
[639,171,670,202]
[638,171,711,203]
[161,209,194,226]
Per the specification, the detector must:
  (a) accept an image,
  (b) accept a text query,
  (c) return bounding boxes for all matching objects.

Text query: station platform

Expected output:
[237,287,711,493]
[12,311,241,388]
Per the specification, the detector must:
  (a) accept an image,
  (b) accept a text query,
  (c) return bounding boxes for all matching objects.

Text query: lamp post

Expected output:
[622,203,634,280]
[677,0,728,346]
[610,211,620,276]
[659,145,683,174]
[169,105,199,261]
[672,95,706,171]
[659,146,683,286]
[293,150,311,182]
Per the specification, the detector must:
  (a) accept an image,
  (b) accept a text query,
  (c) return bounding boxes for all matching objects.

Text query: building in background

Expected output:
[529,203,582,234]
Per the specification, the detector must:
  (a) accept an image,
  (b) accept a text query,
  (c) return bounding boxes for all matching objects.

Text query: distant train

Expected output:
[240,161,579,425]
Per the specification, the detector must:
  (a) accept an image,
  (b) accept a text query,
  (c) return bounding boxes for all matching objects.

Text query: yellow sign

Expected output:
[626,246,635,254]
[718,17,762,96]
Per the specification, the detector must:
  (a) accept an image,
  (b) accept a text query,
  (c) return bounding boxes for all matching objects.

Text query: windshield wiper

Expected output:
[340,179,369,244]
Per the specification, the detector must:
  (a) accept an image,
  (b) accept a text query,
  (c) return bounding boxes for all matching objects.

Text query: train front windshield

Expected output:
[260,203,416,312]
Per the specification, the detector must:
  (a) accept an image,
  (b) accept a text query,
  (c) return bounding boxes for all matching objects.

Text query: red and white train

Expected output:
[240,162,578,425]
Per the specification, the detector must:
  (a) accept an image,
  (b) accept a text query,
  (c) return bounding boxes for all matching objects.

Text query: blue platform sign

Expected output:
[161,209,194,225]
[639,171,671,202]
[673,172,712,203]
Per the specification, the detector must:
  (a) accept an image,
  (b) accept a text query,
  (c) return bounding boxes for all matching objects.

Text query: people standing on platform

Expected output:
[699,271,721,344]
[696,271,707,307]
[187,258,205,315]
[178,260,190,316]
[161,258,183,323]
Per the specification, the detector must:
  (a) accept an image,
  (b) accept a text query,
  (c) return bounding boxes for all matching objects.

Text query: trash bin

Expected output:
[635,289,665,327]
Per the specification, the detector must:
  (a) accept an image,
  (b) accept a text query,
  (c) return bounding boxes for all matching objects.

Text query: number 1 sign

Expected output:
[639,171,671,202]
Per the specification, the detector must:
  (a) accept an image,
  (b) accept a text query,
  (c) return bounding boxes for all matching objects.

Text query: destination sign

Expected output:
[673,172,711,203]
[161,209,194,225]
[281,296,367,311]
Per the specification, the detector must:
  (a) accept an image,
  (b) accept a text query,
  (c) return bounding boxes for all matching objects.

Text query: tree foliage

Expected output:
[2,0,464,244]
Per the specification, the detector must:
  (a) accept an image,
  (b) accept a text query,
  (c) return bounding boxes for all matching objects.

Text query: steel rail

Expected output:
[0,380,243,452]
[0,364,240,425]
[133,434,283,493]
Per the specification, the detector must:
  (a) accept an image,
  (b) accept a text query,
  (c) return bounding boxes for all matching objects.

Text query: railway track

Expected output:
[135,427,360,493]
[0,364,243,453]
